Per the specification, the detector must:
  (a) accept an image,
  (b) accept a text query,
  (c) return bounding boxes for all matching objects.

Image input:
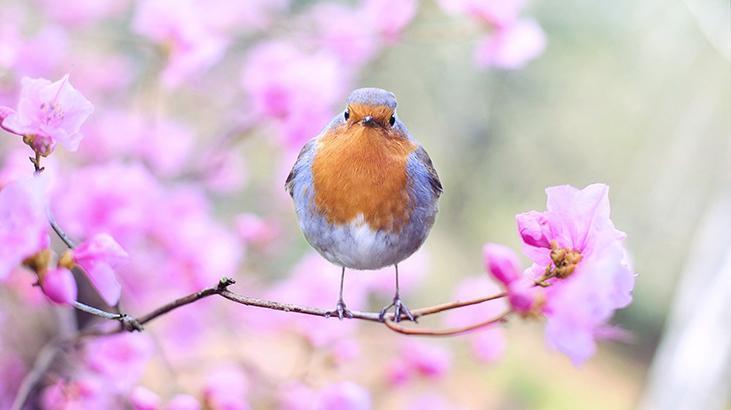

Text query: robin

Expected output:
[286,88,442,322]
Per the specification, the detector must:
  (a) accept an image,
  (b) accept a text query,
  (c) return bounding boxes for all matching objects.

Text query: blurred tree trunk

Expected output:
[639,188,731,410]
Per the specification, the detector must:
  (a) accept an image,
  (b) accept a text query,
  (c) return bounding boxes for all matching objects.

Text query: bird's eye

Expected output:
[344,109,350,121]
[389,114,396,126]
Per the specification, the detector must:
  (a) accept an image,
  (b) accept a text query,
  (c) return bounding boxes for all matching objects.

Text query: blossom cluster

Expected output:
[0,0,635,409]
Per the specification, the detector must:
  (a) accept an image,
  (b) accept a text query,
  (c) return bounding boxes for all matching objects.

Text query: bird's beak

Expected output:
[361,116,375,127]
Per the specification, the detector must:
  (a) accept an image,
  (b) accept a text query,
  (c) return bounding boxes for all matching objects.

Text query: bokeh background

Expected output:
[0,0,729,409]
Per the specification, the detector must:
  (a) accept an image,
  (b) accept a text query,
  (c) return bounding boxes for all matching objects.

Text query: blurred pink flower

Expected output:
[70,52,136,96]
[40,267,77,305]
[241,41,347,149]
[41,0,130,27]
[133,0,228,88]
[52,162,161,242]
[445,277,507,363]
[202,149,249,193]
[235,213,281,248]
[151,186,242,291]
[278,383,318,410]
[78,110,146,161]
[406,393,455,410]
[130,386,162,410]
[0,177,48,280]
[437,0,525,27]
[363,0,418,42]
[203,365,250,410]
[13,26,69,77]
[167,395,202,410]
[387,340,451,384]
[200,0,289,33]
[1,75,94,153]
[140,119,195,177]
[483,243,521,286]
[0,22,22,70]
[41,377,112,409]
[319,381,371,410]
[483,244,542,314]
[84,333,153,391]
[72,233,128,305]
[474,19,546,70]
[516,184,635,364]
[308,3,379,66]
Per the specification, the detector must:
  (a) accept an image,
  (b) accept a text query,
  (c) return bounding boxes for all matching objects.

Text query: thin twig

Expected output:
[384,310,512,336]
[77,277,512,338]
[48,211,76,249]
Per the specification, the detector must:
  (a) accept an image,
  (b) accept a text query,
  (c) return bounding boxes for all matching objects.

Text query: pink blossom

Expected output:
[241,41,347,149]
[307,3,379,66]
[13,27,69,77]
[516,210,552,248]
[0,177,48,280]
[52,162,161,242]
[202,149,249,193]
[474,19,546,70]
[1,75,94,153]
[167,395,202,410]
[363,0,418,42]
[0,22,22,70]
[72,233,128,306]
[203,365,250,410]
[40,0,130,27]
[198,0,289,33]
[139,119,195,177]
[483,243,521,286]
[387,340,452,384]
[78,110,146,162]
[437,0,525,27]
[445,277,507,363]
[133,0,228,88]
[406,393,454,410]
[68,52,135,96]
[235,213,280,247]
[84,333,153,391]
[319,381,371,410]
[40,267,77,304]
[41,377,112,409]
[130,386,162,410]
[278,383,318,410]
[517,184,635,364]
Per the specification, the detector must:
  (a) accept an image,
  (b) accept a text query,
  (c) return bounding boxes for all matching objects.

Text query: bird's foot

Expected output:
[379,295,416,323]
[327,299,353,320]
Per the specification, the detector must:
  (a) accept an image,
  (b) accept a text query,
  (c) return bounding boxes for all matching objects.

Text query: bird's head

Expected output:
[342,88,402,135]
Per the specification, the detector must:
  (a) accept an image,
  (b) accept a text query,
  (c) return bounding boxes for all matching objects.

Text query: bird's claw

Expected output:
[379,296,416,323]
[328,299,353,320]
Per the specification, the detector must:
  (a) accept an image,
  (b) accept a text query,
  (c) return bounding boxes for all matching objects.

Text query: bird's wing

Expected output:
[414,145,443,197]
[285,138,317,197]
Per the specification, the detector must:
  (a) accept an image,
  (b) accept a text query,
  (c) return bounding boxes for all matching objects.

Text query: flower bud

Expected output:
[483,243,521,286]
[40,268,77,305]
[516,211,552,248]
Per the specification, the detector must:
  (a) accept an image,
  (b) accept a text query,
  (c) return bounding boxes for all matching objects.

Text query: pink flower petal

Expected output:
[40,268,77,305]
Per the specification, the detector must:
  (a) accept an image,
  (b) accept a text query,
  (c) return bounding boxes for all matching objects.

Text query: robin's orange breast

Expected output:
[312,125,417,232]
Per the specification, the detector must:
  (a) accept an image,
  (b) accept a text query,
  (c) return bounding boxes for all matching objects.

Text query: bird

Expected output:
[285,88,442,322]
